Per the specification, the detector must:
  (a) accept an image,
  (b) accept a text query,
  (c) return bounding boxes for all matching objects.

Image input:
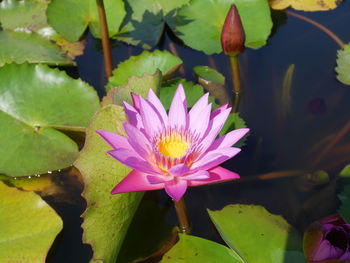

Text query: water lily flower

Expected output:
[304,215,350,262]
[97,84,249,201]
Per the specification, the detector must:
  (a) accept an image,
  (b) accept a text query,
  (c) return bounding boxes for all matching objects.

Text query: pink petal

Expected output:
[96,130,131,150]
[147,174,173,184]
[147,89,168,125]
[168,164,190,177]
[168,84,188,129]
[198,108,232,155]
[112,170,164,194]
[188,166,240,187]
[211,104,229,119]
[123,122,151,159]
[108,149,159,174]
[191,147,241,171]
[131,93,141,111]
[189,93,211,137]
[139,97,164,137]
[209,128,249,150]
[182,170,210,181]
[123,102,144,130]
[312,240,343,261]
[164,179,188,201]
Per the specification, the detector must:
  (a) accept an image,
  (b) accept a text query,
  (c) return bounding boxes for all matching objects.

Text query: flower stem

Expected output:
[96,0,113,78]
[173,198,191,234]
[286,10,345,48]
[229,55,242,113]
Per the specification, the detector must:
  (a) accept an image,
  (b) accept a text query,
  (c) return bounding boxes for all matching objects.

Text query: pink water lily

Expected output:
[97,84,249,201]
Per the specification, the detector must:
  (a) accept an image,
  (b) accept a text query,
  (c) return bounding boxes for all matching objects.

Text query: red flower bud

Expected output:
[221,4,245,56]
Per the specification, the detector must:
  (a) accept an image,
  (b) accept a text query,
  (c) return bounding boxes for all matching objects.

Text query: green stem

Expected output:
[96,0,113,78]
[173,198,191,234]
[229,55,242,112]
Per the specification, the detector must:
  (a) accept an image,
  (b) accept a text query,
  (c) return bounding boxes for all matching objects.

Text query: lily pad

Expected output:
[338,185,350,223]
[0,181,63,263]
[0,63,100,177]
[115,0,189,48]
[47,0,126,42]
[172,0,273,54]
[74,104,143,263]
[269,0,343,11]
[0,0,85,62]
[161,234,244,263]
[208,204,303,263]
[336,43,350,85]
[102,70,162,106]
[106,50,182,91]
[0,30,74,66]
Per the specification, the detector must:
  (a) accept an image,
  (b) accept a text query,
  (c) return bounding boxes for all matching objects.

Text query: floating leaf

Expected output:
[47,0,126,42]
[0,181,62,263]
[0,63,100,177]
[106,50,182,91]
[208,204,303,263]
[269,0,342,11]
[161,234,245,263]
[102,70,162,106]
[194,65,228,104]
[336,43,350,85]
[172,0,273,54]
[74,105,143,263]
[0,30,74,66]
[0,0,85,61]
[117,200,176,263]
[160,79,204,110]
[115,0,189,48]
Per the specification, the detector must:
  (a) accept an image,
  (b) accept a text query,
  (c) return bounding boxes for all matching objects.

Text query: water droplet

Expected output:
[37,174,41,177]
[47,171,52,174]
[28,176,31,179]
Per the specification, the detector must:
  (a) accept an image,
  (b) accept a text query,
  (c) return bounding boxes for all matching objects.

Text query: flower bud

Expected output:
[304,215,350,262]
[221,4,245,56]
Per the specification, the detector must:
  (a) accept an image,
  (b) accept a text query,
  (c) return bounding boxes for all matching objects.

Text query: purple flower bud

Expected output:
[221,4,245,56]
[304,215,350,262]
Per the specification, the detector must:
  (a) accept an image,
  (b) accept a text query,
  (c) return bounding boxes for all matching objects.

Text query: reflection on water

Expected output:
[44,4,350,262]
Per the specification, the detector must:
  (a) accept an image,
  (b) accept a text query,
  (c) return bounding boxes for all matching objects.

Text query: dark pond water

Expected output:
[45,4,350,263]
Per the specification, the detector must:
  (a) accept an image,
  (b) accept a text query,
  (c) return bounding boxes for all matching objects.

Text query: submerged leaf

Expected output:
[269,0,343,11]
[208,204,304,263]
[172,0,272,54]
[0,63,100,177]
[161,234,245,263]
[0,181,63,263]
[74,105,143,263]
[47,0,126,42]
[336,43,350,85]
[106,50,182,91]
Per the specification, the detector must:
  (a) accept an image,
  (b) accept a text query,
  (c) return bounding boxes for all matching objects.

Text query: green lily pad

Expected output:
[115,0,189,48]
[0,63,100,177]
[74,104,143,263]
[0,181,63,263]
[47,0,126,42]
[102,70,162,106]
[106,50,182,91]
[117,200,176,263]
[0,30,74,66]
[194,66,225,85]
[0,0,47,31]
[336,43,350,85]
[160,79,204,110]
[161,234,245,263]
[208,204,303,263]
[172,0,273,54]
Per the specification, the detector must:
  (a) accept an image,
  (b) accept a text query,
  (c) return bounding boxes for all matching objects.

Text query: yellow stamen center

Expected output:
[158,134,188,159]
